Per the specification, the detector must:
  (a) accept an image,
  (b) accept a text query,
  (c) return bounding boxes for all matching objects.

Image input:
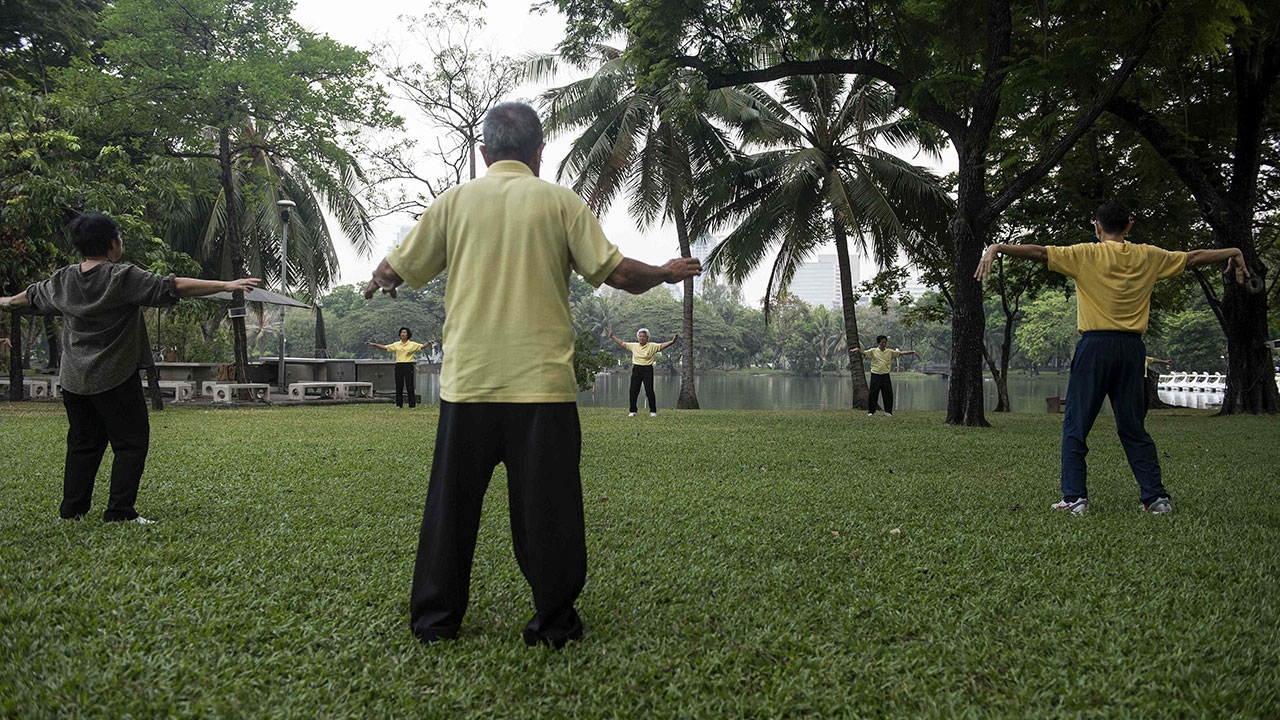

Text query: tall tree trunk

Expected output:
[314,305,329,359]
[833,223,869,410]
[671,191,699,409]
[42,315,60,370]
[146,365,163,411]
[947,178,992,427]
[220,127,251,386]
[7,313,22,402]
[1217,224,1277,414]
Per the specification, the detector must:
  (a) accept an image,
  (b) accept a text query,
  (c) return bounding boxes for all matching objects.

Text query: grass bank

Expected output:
[1,403,1277,717]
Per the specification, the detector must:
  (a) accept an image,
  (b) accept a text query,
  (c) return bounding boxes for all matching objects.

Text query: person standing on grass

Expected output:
[976,201,1250,515]
[0,212,260,524]
[363,102,701,648]
[605,327,679,417]
[366,328,436,408]
[850,336,918,417]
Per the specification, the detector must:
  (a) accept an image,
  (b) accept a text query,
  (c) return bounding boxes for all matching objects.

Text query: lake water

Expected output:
[418,371,1072,413]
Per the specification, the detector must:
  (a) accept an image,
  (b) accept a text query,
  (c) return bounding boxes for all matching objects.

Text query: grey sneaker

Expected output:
[1051,498,1089,514]
[131,516,157,525]
[1141,497,1173,514]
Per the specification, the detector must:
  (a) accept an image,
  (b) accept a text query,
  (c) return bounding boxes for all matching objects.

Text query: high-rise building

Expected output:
[789,254,853,309]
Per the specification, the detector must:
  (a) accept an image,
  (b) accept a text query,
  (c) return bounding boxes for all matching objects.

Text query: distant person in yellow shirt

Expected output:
[366,327,437,408]
[606,327,679,417]
[977,200,1249,515]
[850,336,917,417]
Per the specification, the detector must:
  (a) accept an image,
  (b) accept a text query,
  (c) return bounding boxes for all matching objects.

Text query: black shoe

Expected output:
[523,624,585,649]
[413,628,459,644]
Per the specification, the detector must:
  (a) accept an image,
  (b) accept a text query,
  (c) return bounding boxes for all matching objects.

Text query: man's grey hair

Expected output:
[482,102,543,161]
[637,328,649,338]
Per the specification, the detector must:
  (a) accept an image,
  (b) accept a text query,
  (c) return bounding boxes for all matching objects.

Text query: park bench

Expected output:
[155,380,195,402]
[1045,396,1066,413]
[210,383,271,404]
[287,381,344,400]
[0,378,51,399]
[335,381,374,399]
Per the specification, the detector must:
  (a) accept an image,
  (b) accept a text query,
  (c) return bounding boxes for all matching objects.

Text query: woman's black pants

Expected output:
[629,365,656,414]
[60,373,149,521]
[395,362,415,408]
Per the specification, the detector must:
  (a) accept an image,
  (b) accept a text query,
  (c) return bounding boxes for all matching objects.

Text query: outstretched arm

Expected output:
[1186,247,1249,284]
[604,328,629,349]
[848,346,863,356]
[604,257,701,294]
[900,350,919,357]
[365,341,388,350]
[975,243,1048,280]
[659,334,680,350]
[0,291,29,309]
[175,276,261,298]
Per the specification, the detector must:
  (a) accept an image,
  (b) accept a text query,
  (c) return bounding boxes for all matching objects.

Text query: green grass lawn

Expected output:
[1,402,1277,717]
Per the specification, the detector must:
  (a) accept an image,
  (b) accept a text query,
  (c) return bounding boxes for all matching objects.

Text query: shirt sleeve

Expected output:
[120,266,180,308]
[1045,244,1082,278]
[23,278,58,316]
[564,197,623,287]
[387,204,448,289]
[1148,246,1188,280]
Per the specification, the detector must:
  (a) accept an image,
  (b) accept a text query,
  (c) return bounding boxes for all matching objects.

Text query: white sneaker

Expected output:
[1051,498,1088,514]
[1141,497,1173,514]
[131,516,157,525]
[628,412,636,417]
[885,413,893,418]
[867,412,874,417]
[649,412,657,417]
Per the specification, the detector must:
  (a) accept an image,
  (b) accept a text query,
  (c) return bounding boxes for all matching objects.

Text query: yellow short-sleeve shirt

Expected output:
[387,340,425,363]
[1046,241,1186,333]
[863,347,902,375]
[625,342,662,366]
[386,160,624,402]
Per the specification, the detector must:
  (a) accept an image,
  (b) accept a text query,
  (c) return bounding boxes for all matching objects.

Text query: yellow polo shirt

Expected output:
[386,160,623,402]
[386,340,425,363]
[624,341,662,366]
[863,347,901,375]
[1046,241,1187,333]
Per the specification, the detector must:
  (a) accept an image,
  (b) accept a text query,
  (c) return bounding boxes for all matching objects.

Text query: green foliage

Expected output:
[2,404,1278,716]
[1014,291,1078,368]
[572,332,612,391]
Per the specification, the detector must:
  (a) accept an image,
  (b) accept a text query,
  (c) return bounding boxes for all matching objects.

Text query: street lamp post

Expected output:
[276,199,296,394]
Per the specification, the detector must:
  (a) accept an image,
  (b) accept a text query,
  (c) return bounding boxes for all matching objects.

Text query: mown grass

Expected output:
[1,402,1277,718]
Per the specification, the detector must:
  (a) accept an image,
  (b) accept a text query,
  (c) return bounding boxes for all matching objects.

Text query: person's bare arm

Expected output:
[0,291,29,309]
[604,329,629,349]
[175,276,261,298]
[366,341,388,350]
[363,258,403,299]
[659,334,680,350]
[975,244,1049,280]
[901,350,919,357]
[1185,247,1249,284]
[604,257,701,294]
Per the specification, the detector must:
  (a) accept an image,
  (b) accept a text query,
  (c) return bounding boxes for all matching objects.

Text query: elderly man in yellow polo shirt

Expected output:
[850,335,918,417]
[363,101,701,648]
[366,327,437,408]
[605,327,679,417]
[977,201,1249,516]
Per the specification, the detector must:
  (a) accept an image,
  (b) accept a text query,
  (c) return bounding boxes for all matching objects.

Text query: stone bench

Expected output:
[288,382,343,401]
[335,382,374,399]
[210,383,271,404]
[0,378,51,399]
[156,380,195,402]
[1046,396,1065,413]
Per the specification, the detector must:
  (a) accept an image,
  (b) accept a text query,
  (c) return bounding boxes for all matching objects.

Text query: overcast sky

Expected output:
[290,0,954,306]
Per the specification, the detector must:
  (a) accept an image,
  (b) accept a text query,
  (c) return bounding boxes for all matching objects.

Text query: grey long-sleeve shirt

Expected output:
[25,262,179,395]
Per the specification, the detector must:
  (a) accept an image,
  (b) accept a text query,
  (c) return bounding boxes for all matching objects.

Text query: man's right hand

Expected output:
[364,258,404,299]
[662,257,702,283]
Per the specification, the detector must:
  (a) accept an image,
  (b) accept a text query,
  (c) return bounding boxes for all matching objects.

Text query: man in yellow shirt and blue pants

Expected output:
[364,102,701,647]
[977,201,1250,515]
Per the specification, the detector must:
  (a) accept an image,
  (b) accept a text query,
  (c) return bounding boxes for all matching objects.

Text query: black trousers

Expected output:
[60,373,149,521]
[628,365,656,413]
[868,372,893,414]
[394,362,415,407]
[410,401,586,646]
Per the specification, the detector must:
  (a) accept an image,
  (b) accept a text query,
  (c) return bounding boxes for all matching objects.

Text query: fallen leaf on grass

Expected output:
[889,528,901,535]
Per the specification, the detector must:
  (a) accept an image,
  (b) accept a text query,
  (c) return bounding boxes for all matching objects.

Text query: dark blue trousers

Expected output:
[1060,331,1168,505]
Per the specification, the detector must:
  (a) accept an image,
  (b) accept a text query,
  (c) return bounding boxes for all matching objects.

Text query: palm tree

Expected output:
[707,74,953,410]
[531,45,779,409]
[164,119,376,363]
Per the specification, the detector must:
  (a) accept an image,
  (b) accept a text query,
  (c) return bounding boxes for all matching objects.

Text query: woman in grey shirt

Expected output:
[0,213,260,524]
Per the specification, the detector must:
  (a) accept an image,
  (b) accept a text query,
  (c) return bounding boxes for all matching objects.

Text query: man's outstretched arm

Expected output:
[975,244,1048,280]
[363,258,403,299]
[605,257,701,294]
[1186,247,1249,284]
